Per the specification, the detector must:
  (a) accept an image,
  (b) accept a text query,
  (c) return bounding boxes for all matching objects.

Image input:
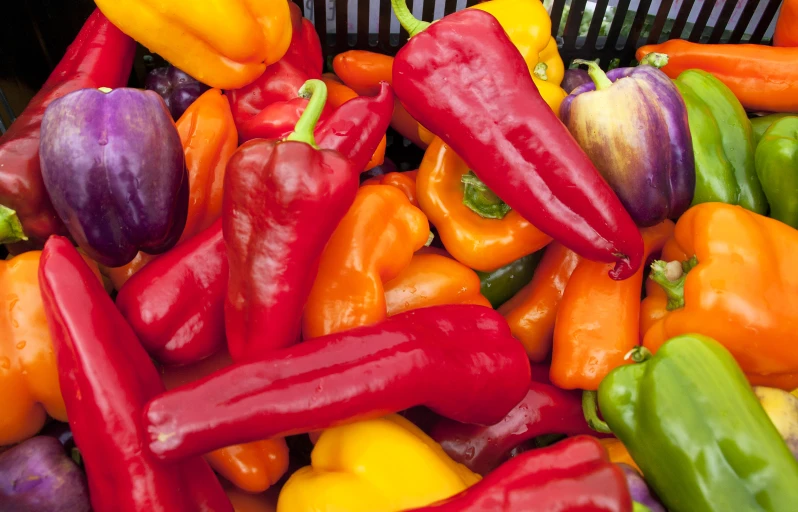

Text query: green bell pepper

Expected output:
[595,334,798,512]
[751,113,794,146]
[476,251,542,308]
[755,116,798,228]
[674,70,768,214]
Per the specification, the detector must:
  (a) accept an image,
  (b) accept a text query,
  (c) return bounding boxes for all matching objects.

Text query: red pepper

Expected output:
[0,9,136,246]
[430,381,602,475]
[282,2,323,79]
[38,236,231,512]
[407,436,632,512]
[224,80,357,362]
[391,3,643,280]
[143,304,531,461]
[115,220,227,366]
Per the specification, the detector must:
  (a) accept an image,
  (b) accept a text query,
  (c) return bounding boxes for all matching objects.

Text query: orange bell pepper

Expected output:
[384,253,491,316]
[641,203,798,389]
[775,0,798,47]
[497,243,580,362]
[417,137,550,272]
[302,185,430,338]
[0,251,101,445]
[161,350,290,492]
[550,220,674,390]
[362,171,418,207]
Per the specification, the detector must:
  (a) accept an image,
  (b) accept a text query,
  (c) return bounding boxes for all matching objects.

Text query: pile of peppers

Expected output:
[3,1,798,511]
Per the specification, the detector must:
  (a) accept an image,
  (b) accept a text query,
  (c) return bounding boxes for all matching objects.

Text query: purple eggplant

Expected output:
[618,463,666,512]
[145,66,210,120]
[561,68,592,94]
[560,60,695,227]
[0,436,90,512]
[39,87,188,267]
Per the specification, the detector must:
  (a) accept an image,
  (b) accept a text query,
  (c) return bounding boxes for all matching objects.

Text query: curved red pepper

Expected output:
[143,305,531,461]
[283,2,323,79]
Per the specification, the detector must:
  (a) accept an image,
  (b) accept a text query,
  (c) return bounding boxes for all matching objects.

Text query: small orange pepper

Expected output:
[550,220,674,390]
[362,171,418,206]
[418,137,550,272]
[498,242,580,362]
[302,185,430,338]
[225,484,279,512]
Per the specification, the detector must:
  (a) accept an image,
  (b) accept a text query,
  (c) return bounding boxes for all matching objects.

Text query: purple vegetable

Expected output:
[0,436,90,512]
[560,60,695,227]
[145,66,210,120]
[39,87,188,267]
[618,463,666,512]
[561,68,592,94]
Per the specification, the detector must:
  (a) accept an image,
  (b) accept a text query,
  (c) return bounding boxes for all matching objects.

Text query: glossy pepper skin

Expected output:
[145,65,211,120]
[561,62,694,227]
[283,2,323,78]
[277,415,479,512]
[775,0,798,46]
[431,381,599,475]
[408,436,632,512]
[95,0,291,89]
[302,184,430,339]
[38,237,231,512]
[751,113,793,146]
[0,9,135,246]
[755,116,798,228]
[477,252,542,309]
[392,6,643,280]
[39,87,189,268]
[144,305,531,461]
[641,203,798,389]
[224,80,358,361]
[362,170,418,206]
[598,335,798,512]
[673,70,767,214]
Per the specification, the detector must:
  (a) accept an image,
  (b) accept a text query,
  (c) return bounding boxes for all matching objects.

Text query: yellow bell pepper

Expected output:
[277,415,480,512]
[94,0,292,89]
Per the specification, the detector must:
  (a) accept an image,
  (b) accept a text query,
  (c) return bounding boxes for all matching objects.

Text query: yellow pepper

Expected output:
[277,415,479,512]
[94,0,292,89]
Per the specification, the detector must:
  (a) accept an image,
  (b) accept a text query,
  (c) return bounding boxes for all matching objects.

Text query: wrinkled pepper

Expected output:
[392,4,643,280]
[302,184,429,339]
[277,415,479,512]
[362,170,418,206]
[755,116,798,228]
[417,138,551,272]
[550,220,674,390]
[224,80,358,361]
[283,2,323,78]
[597,335,798,512]
[38,237,231,512]
[144,305,531,461]
[498,242,580,361]
[408,436,632,512]
[0,9,135,246]
[94,0,291,89]
[775,0,798,47]
[641,203,798,389]
[476,252,542,309]
[751,113,793,146]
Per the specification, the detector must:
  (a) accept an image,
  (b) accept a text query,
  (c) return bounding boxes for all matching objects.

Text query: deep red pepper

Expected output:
[430,381,602,475]
[283,2,324,79]
[38,236,231,512]
[407,436,632,512]
[0,9,136,246]
[391,4,643,280]
[143,304,531,461]
[224,80,357,362]
[115,219,227,366]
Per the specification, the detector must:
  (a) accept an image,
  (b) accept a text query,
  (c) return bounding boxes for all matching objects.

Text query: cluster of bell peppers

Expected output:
[3,0,798,511]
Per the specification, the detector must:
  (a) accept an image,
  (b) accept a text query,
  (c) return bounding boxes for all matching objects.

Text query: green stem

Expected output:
[648,256,697,310]
[624,346,653,364]
[639,52,669,69]
[390,0,430,37]
[285,79,328,148]
[533,62,549,81]
[582,390,612,434]
[0,205,27,244]
[461,171,512,219]
[572,59,613,91]
[425,232,435,247]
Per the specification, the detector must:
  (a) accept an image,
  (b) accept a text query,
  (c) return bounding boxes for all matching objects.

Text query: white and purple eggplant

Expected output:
[560,60,695,227]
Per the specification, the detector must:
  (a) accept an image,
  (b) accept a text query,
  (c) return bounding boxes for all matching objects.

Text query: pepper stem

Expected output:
[391,0,430,37]
[582,390,612,434]
[572,59,613,91]
[285,79,328,148]
[649,256,697,310]
[624,346,653,363]
[533,62,549,81]
[461,171,512,219]
[639,52,669,69]
[0,205,27,244]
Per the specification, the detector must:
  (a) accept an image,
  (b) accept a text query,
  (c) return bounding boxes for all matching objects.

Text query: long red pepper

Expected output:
[38,237,231,512]
[0,9,136,246]
[282,2,324,78]
[391,3,643,280]
[143,305,531,461]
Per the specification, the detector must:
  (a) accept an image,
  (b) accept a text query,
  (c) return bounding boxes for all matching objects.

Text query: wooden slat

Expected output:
[378,0,393,51]
[621,0,653,50]
[335,0,348,52]
[357,0,371,46]
[750,0,782,43]
[584,0,611,49]
[444,0,458,16]
[313,0,327,50]
[562,0,589,47]
[398,0,414,46]
[687,0,718,42]
[669,0,696,40]
[646,0,674,44]
[729,0,761,43]
[549,0,567,37]
[604,0,632,50]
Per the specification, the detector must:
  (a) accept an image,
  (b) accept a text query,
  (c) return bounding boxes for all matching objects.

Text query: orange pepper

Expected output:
[775,0,798,47]
[302,185,430,338]
[161,350,290,492]
[0,251,101,445]
[225,484,279,512]
[362,171,418,206]
[100,251,157,291]
[417,137,550,272]
[599,438,641,474]
[641,203,798,389]
[550,220,675,390]
[497,242,580,362]
[384,253,491,316]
